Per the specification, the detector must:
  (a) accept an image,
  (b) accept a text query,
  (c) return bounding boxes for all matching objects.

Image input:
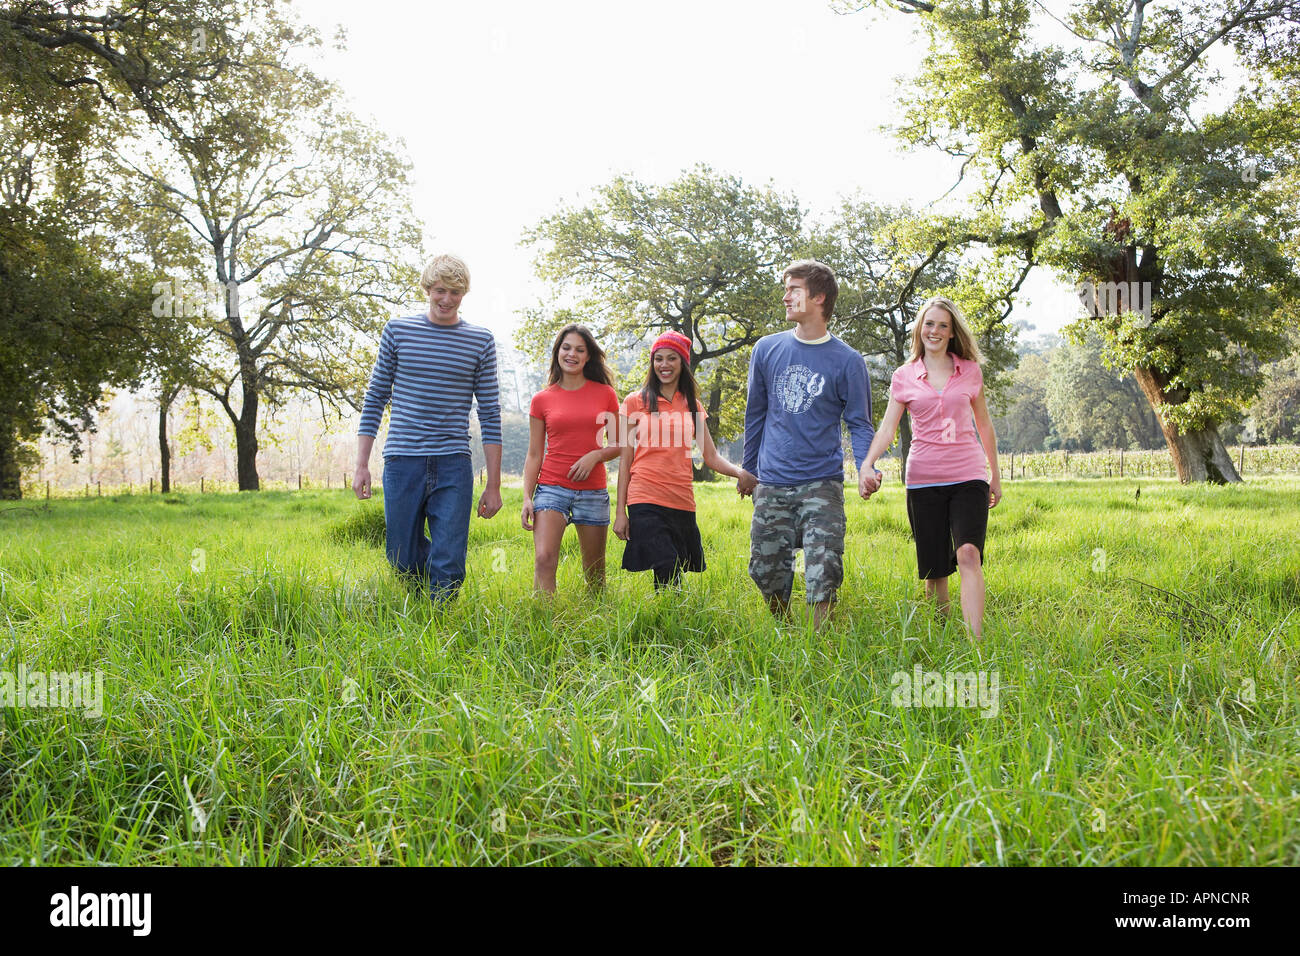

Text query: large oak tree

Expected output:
[845,0,1300,481]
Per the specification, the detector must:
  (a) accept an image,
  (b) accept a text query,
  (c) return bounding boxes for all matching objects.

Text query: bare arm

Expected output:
[521,415,546,531]
[864,396,905,471]
[859,396,906,499]
[613,413,636,541]
[971,388,1002,508]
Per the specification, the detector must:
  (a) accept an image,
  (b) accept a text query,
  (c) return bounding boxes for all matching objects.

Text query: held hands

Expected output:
[568,451,601,483]
[613,512,629,541]
[352,465,371,500]
[521,498,536,532]
[858,466,883,500]
[736,470,758,498]
[477,486,502,519]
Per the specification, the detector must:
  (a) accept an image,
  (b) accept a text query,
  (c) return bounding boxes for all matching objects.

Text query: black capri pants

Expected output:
[905,479,989,580]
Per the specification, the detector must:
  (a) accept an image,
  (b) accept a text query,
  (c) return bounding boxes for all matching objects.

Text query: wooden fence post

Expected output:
[46,480,50,501]
[1239,444,1245,476]
[298,473,302,490]
[97,481,101,496]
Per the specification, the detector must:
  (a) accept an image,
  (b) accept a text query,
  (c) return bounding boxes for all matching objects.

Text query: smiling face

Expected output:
[919,306,954,354]
[427,282,465,324]
[652,348,682,389]
[557,332,589,377]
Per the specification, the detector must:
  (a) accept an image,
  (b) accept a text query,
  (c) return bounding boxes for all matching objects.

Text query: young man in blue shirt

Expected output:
[354,254,503,602]
[741,259,876,630]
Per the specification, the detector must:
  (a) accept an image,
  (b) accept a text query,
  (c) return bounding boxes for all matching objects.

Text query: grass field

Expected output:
[1,477,1297,865]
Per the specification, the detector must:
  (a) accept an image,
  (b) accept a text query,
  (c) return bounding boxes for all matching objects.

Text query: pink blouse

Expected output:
[889,355,990,487]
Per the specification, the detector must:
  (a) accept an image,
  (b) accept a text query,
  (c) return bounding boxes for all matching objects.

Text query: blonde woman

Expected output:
[860,296,1002,638]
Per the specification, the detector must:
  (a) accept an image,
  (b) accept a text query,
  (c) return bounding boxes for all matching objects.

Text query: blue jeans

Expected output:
[382,454,473,602]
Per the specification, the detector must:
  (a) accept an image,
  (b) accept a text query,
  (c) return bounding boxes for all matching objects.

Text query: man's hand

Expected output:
[477,486,502,519]
[613,513,629,541]
[567,451,601,482]
[737,470,758,498]
[352,465,372,500]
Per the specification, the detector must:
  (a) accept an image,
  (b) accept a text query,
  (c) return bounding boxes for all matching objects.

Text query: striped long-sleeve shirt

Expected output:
[357,315,502,458]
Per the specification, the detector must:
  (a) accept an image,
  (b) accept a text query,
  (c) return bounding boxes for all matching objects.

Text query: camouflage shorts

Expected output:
[748,478,846,604]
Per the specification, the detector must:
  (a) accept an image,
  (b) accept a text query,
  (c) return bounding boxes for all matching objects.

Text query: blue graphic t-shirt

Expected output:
[742,330,875,486]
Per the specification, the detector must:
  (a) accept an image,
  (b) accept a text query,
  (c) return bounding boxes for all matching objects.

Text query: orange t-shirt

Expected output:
[621,389,706,512]
[530,380,620,490]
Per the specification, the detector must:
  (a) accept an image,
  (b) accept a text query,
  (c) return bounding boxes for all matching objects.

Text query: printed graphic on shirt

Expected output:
[774,365,826,414]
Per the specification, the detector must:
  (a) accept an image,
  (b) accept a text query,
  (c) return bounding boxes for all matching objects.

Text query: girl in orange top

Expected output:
[613,331,756,590]
[522,324,621,593]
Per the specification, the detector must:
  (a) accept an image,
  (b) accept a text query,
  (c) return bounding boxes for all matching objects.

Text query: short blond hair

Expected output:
[420,254,470,295]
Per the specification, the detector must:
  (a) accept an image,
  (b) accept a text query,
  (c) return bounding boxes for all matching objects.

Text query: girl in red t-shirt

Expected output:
[522,324,621,593]
[612,331,755,591]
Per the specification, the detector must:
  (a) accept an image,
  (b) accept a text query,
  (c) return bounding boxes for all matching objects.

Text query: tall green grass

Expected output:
[0,478,1297,865]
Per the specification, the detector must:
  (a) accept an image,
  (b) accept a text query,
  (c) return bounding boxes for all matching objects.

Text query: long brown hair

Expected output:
[547,323,615,386]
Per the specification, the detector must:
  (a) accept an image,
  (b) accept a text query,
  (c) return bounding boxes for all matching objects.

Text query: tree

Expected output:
[844,0,1300,482]
[520,165,804,477]
[1045,331,1165,450]
[0,39,149,499]
[1249,320,1300,443]
[992,352,1054,452]
[0,208,147,498]
[119,7,423,490]
[1,1,243,126]
[820,197,1022,475]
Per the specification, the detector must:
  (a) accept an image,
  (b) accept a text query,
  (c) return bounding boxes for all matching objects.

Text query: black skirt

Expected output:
[621,503,706,574]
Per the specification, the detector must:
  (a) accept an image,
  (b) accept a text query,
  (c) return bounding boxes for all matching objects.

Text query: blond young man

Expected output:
[355,255,503,601]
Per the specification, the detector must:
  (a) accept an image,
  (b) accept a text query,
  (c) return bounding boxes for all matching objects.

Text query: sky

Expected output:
[306,0,1087,345]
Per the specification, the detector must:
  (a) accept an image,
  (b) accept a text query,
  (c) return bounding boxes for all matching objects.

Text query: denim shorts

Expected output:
[533,483,611,526]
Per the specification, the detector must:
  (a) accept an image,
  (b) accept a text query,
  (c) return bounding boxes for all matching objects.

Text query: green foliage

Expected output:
[1249,322,1300,443]
[0,208,149,497]
[991,352,1053,452]
[855,0,1300,478]
[1046,331,1164,451]
[110,4,424,487]
[328,504,386,549]
[520,165,805,442]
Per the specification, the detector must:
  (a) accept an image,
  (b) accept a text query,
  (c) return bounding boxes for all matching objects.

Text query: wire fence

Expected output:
[18,444,1300,499]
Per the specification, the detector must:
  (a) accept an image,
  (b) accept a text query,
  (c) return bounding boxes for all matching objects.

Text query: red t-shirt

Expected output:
[621,390,705,511]
[529,380,620,490]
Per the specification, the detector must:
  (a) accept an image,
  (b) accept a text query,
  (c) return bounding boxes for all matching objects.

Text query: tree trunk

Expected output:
[692,383,723,482]
[1132,366,1240,483]
[235,383,260,491]
[158,385,179,493]
[0,421,21,500]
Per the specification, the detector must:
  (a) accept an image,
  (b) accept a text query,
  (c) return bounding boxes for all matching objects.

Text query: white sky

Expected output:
[307,0,1084,343]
